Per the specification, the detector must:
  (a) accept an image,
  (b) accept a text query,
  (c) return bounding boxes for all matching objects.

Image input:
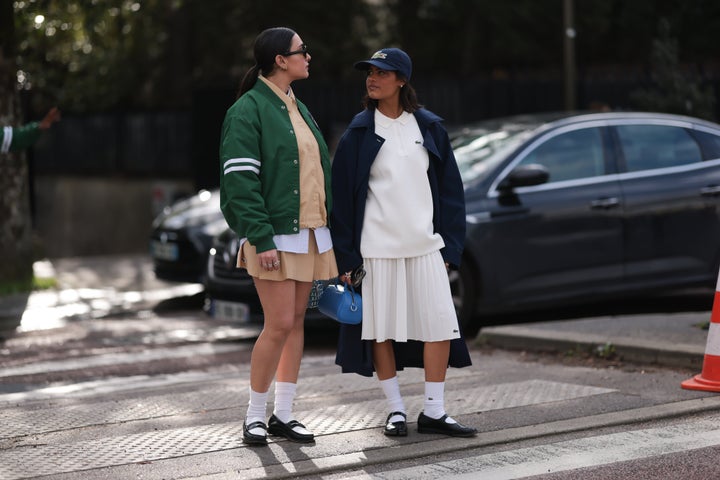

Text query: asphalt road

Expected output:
[1,297,719,479]
[1,255,720,479]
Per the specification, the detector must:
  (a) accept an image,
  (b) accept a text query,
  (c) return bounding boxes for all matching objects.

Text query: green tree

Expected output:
[12,0,720,115]
[14,0,191,111]
[13,0,380,113]
[1,0,34,292]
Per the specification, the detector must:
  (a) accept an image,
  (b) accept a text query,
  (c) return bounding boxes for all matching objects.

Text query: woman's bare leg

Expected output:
[276,280,313,383]
[373,340,397,380]
[423,340,450,382]
[250,278,311,392]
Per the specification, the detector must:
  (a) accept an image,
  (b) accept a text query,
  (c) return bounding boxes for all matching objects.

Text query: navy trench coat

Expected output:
[330,107,472,377]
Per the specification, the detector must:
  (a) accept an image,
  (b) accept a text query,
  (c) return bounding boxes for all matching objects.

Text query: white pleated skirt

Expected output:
[361,250,461,343]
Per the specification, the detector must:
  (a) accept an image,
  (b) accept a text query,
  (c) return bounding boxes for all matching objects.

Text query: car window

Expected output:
[692,129,720,160]
[516,128,605,183]
[616,125,702,172]
[452,127,534,186]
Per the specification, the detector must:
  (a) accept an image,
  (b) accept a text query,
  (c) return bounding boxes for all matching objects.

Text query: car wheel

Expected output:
[450,265,480,338]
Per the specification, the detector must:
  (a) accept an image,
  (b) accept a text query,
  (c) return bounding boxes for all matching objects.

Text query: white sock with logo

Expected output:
[424,381,456,424]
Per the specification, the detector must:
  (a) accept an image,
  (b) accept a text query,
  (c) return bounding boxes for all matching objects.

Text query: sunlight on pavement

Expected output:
[17,284,205,332]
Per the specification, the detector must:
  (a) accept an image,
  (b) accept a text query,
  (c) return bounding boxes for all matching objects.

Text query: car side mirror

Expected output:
[497,164,549,191]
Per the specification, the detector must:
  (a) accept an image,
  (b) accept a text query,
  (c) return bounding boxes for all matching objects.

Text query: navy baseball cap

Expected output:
[354,48,412,80]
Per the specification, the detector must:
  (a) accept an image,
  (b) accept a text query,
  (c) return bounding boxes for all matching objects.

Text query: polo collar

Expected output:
[374,109,411,128]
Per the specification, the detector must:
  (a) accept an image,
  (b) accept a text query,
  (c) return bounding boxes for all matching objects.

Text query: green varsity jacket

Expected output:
[219,79,332,253]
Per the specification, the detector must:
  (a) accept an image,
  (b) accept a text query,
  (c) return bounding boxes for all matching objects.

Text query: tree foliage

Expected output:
[11,0,720,113]
[13,0,381,112]
[384,0,720,75]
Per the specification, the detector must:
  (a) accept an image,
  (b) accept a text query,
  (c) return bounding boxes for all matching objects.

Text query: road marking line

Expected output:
[363,415,720,479]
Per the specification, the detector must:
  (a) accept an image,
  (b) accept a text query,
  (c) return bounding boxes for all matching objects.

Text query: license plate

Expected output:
[211,299,251,324]
[151,240,179,261]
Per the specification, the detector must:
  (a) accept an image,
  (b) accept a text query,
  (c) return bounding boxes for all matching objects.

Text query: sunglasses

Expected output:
[283,44,309,57]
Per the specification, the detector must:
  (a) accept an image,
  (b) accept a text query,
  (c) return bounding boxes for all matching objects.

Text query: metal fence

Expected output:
[31,74,719,187]
[32,111,193,177]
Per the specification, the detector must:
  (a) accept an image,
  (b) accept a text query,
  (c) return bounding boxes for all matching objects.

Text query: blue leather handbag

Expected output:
[318,280,362,324]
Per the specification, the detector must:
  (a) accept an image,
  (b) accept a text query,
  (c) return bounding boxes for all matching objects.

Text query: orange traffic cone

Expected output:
[682,269,720,392]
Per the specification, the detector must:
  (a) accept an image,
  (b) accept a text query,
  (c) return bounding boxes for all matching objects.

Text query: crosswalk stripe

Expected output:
[348,416,720,480]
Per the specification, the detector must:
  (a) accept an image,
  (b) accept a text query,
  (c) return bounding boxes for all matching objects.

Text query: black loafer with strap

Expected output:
[243,420,268,445]
[384,411,408,437]
[267,414,315,443]
[417,412,477,437]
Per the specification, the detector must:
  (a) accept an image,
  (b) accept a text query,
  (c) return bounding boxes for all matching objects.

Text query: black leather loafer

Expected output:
[243,420,268,445]
[267,414,315,443]
[417,412,477,437]
[384,411,408,437]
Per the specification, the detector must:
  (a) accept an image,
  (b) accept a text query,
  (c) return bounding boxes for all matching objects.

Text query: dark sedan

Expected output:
[149,189,228,283]
[203,228,258,323]
[452,111,720,335]
[201,111,720,334]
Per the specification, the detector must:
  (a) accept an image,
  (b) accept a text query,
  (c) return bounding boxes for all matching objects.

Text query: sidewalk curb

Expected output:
[189,396,720,480]
[478,326,706,371]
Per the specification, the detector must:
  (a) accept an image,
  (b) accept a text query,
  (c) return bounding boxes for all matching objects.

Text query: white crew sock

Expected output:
[273,381,297,423]
[379,376,406,423]
[245,387,268,435]
[424,381,456,423]
[272,381,311,435]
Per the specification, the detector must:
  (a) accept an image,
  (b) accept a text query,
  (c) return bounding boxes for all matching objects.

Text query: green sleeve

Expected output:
[219,106,276,253]
[1,122,42,153]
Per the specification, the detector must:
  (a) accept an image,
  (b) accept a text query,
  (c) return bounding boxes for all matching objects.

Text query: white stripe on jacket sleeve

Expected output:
[223,158,260,175]
[1,127,13,153]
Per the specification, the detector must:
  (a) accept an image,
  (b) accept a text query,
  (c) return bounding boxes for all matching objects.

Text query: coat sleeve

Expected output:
[435,124,466,268]
[330,129,363,273]
[1,122,42,153]
[219,106,276,253]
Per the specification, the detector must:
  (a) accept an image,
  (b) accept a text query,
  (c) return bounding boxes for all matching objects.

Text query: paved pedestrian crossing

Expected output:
[328,415,720,480]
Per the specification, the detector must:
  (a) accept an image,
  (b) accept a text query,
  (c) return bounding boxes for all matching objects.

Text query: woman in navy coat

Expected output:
[331,48,476,438]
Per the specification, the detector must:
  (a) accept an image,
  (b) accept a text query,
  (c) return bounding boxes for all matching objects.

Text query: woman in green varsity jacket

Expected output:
[219,27,337,446]
[1,107,60,153]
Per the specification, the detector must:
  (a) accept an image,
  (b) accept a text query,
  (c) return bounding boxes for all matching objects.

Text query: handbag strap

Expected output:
[339,280,359,307]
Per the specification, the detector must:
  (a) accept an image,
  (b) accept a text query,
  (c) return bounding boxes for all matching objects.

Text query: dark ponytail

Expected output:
[237,27,296,98]
[238,65,261,99]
